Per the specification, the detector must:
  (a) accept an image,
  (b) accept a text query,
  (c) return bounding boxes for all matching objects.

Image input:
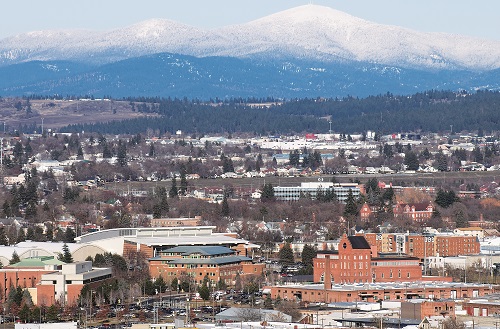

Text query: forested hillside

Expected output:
[55,89,500,135]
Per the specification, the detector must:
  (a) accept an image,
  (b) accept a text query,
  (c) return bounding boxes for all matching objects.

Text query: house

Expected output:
[453,227,484,239]
[359,203,379,221]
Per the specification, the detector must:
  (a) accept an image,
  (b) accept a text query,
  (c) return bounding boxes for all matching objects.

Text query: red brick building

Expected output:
[148,246,264,287]
[313,235,423,285]
[267,282,493,304]
[359,201,434,223]
[362,233,480,260]
[401,300,456,320]
[360,203,378,221]
[393,202,434,222]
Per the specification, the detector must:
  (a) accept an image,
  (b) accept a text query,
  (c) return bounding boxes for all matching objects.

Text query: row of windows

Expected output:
[372,261,419,266]
[340,262,368,270]
[340,271,369,277]
[340,255,369,260]
[376,270,411,279]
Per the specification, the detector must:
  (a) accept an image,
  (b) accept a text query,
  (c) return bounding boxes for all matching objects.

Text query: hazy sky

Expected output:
[1,0,499,41]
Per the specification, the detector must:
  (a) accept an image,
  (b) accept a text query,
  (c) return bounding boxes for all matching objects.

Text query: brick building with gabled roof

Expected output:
[359,201,434,223]
[314,235,424,285]
[393,202,434,222]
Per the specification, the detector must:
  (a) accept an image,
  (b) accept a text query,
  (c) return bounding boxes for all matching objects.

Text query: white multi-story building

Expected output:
[273,182,361,202]
[39,261,112,304]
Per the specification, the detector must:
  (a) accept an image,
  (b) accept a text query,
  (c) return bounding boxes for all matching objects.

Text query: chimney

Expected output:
[324,255,332,290]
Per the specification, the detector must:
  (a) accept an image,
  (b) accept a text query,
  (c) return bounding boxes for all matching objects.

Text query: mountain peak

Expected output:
[250,4,367,27]
[1,5,500,70]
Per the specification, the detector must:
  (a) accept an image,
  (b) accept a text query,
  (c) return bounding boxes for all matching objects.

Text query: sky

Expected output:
[1,0,499,41]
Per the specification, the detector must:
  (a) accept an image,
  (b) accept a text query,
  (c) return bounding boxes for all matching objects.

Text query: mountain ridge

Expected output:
[2,53,498,99]
[1,5,500,70]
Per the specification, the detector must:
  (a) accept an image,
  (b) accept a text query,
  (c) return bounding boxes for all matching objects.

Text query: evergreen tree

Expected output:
[343,189,359,218]
[263,295,273,309]
[9,251,20,265]
[279,243,295,265]
[221,194,230,217]
[261,183,275,202]
[315,187,325,202]
[381,187,395,203]
[0,227,8,246]
[179,165,188,195]
[34,226,46,242]
[234,273,242,291]
[404,151,420,171]
[324,188,337,202]
[61,243,73,263]
[216,278,227,291]
[301,244,317,274]
[16,228,26,243]
[117,140,127,166]
[77,146,84,158]
[169,177,178,198]
[472,146,483,163]
[148,143,155,157]
[171,277,179,291]
[383,144,393,158]
[21,288,33,307]
[198,282,210,301]
[19,304,31,323]
[46,304,60,322]
[26,227,35,241]
[289,150,300,167]
[65,227,76,243]
[221,154,234,173]
[45,224,54,242]
[255,154,264,172]
[154,276,167,294]
[453,206,469,228]
[2,200,11,217]
[102,143,112,158]
[435,189,459,208]
[421,148,431,160]
[434,151,448,172]
[152,203,162,219]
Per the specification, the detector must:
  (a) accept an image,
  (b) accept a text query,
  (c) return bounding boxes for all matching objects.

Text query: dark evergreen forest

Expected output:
[58,90,500,135]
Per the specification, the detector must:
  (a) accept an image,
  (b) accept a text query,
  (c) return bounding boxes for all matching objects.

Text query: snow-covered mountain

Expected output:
[1,5,500,70]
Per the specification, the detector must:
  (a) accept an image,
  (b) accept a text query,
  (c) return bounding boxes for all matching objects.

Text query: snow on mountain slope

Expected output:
[217,5,500,70]
[1,4,499,70]
[0,19,228,65]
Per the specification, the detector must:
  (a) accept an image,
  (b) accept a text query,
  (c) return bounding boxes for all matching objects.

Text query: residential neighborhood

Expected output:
[1,128,500,328]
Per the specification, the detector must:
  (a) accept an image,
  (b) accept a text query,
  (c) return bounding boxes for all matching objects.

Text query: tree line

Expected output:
[54,90,500,135]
